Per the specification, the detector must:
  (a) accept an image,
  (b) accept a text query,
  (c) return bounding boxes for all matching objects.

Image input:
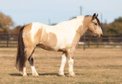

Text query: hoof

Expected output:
[32,73,39,77]
[68,73,75,77]
[23,73,28,76]
[20,72,27,76]
[58,73,65,77]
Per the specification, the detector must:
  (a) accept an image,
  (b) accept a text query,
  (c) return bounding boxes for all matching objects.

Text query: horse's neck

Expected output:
[58,18,85,48]
[68,17,85,43]
[70,16,88,48]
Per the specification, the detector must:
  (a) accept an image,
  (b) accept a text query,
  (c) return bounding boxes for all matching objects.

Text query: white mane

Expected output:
[32,16,84,30]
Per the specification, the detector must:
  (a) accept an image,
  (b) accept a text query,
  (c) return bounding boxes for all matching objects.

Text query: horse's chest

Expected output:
[54,31,76,49]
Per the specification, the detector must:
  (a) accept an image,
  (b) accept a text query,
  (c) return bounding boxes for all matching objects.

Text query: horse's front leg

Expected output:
[67,49,75,77]
[58,53,67,76]
[68,56,75,76]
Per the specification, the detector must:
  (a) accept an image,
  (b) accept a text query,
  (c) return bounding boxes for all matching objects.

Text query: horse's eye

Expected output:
[94,22,97,26]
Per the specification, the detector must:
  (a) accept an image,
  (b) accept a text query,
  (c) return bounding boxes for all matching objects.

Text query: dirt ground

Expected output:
[0,47,122,84]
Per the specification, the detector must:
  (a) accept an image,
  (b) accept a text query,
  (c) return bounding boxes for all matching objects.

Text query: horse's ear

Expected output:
[93,13,96,17]
[96,13,98,17]
[92,13,98,20]
[92,13,96,20]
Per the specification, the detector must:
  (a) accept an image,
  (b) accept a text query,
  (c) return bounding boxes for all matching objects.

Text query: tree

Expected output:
[0,12,13,33]
[103,17,122,35]
[10,25,22,35]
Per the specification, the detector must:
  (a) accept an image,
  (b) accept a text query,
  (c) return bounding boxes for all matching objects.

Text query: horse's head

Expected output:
[84,13,103,37]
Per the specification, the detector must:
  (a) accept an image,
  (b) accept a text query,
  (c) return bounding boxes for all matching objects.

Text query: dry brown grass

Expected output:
[0,47,122,84]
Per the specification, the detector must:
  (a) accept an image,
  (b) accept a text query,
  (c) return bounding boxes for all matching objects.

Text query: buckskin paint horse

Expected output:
[16,13,103,77]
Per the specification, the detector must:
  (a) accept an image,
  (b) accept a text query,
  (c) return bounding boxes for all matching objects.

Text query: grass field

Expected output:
[0,47,122,84]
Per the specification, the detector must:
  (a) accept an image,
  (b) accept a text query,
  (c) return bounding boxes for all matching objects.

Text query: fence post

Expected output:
[96,37,99,48]
[83,34,86,50]
[6,33,9,47]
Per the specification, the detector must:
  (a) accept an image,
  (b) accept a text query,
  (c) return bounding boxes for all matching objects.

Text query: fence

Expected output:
[80,35,122,49]
[0,33,18,47]
[0,33,122,48]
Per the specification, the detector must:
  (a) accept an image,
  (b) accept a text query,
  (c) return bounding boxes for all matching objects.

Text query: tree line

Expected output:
[0,12,13,33]
[0,12,122,36]
[103,17,122,35]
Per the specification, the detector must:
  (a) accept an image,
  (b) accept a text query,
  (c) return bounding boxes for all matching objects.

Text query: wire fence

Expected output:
[0,33,122,49]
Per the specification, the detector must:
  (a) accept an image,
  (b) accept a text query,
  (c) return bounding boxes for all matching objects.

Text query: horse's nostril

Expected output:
[97,34,103,38]
[101,34,103,37]
[101,33,103,37]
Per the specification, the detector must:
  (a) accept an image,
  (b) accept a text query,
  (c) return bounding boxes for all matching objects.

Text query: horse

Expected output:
[16,13,103,77]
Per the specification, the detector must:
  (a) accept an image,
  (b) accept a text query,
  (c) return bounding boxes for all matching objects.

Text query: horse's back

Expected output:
[23,16,84,50]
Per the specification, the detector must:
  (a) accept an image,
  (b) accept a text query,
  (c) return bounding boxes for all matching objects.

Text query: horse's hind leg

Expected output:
[28,56,39,76]
[22,66,27,76]
[27,47,39,76]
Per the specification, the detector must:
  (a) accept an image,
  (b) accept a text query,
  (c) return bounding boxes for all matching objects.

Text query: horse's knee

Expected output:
[68,57,74,65]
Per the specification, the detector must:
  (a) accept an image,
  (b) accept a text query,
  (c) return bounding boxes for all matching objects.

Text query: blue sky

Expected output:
[0,0,122,25]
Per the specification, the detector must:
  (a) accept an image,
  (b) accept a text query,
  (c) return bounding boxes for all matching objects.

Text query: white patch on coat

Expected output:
[30,16,84,50]
[53,16,84,50]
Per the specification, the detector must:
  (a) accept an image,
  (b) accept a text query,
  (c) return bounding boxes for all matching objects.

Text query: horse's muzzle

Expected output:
[98,33,103,38]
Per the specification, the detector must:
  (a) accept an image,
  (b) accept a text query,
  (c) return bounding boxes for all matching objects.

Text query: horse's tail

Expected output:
[16,25,26,71]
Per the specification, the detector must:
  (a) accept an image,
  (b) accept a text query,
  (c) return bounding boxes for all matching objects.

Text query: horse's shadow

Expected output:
[39,73,58,76]
[9,73,22,76]
[9,72,82,77]
[9,72,58,77]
